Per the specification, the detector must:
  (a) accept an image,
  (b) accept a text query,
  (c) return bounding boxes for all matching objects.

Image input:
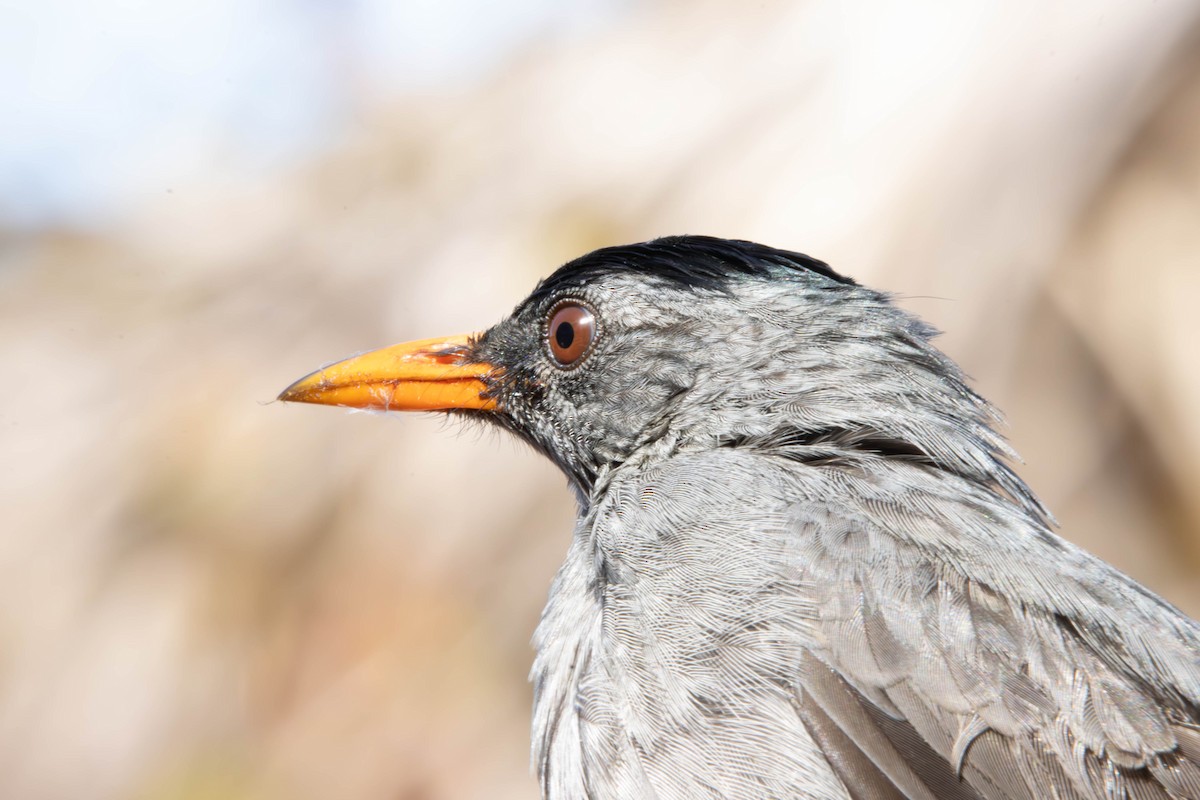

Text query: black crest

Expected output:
[528,235,855,305]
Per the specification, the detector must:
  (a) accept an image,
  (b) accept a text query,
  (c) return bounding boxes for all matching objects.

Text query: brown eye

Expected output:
[547,302,596,367]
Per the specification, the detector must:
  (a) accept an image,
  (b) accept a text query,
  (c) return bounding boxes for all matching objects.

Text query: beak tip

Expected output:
[277,371,322,404]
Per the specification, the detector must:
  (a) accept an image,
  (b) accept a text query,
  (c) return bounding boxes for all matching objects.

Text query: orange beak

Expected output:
[278,334,498,412]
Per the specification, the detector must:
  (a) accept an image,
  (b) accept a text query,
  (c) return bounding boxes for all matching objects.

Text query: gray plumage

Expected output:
[296,236,1200,799]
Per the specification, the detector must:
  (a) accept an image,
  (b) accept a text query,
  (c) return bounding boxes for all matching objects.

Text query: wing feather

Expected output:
[791,490,1200,800]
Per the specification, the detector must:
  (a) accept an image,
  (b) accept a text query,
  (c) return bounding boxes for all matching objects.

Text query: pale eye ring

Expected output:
[546,301,596,368]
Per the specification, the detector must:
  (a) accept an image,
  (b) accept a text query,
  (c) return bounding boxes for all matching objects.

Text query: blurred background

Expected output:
[3,1,1200,797]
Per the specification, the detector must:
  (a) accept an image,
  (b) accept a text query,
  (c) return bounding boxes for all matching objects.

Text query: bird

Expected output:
[279,236,1200,800]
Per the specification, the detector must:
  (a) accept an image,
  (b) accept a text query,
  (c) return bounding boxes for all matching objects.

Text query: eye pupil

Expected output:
[555,322,574,349]
[547,302,595,368]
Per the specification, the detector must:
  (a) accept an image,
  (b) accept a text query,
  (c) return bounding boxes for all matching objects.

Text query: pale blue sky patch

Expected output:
[0,0,624,228]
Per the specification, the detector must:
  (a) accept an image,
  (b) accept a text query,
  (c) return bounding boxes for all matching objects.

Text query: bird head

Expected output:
[280,236,1042,516]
